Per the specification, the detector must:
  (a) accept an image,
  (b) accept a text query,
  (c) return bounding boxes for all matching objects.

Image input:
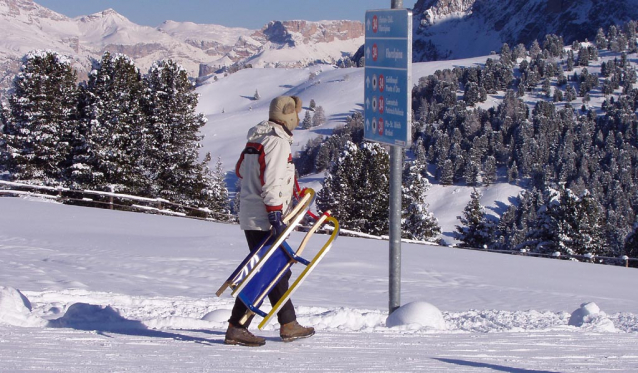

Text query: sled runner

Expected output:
[216,188,339,329]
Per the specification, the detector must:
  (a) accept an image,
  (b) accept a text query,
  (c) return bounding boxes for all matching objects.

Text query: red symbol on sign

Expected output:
[372,44,378,62]
[379,74,385,92]
[379,96,385,114]
[379,118,384,135]
[372,15,378,33]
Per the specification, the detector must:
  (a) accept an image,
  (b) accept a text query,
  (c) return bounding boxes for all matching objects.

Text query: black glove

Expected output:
[268,210,287,238]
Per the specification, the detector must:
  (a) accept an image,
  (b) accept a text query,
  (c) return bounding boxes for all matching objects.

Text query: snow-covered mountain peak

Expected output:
[0,2,364,98]
[75,7,147,34]
[76,8,129,24]
[0,0,68,21]
[73,8,184,49]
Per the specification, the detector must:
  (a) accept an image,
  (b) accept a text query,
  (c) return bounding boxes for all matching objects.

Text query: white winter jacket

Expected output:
[236,120,296,231]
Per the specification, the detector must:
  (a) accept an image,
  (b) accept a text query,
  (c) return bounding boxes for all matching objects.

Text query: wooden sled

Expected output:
[215,188,339,329]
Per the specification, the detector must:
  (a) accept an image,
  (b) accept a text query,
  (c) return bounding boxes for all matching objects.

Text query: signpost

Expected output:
[364,8,412,147]
[364,2,412,315]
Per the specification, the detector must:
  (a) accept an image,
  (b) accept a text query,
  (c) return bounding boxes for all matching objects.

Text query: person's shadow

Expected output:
[47,302,224,346]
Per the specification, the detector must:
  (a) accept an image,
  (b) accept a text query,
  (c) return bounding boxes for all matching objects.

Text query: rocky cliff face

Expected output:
[257,20,364,45]
[196,20,365,70]
[412,0,638,61]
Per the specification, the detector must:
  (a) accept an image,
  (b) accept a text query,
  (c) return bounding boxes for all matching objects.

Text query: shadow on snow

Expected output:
[46,302,224,346]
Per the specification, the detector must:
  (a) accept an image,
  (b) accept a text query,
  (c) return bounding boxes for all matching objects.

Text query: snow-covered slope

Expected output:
[75,9,173,47]
[412,0,638,61]
[72,9,215,75]
[0,196,637,372]
[158,20,253,47]
[195,56,503,243]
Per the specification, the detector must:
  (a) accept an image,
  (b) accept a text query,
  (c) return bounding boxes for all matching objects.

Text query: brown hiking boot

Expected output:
[280,321,315,342]
[224,324,266,347]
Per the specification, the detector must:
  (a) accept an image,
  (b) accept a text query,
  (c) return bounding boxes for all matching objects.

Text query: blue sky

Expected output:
[35,0,419,29]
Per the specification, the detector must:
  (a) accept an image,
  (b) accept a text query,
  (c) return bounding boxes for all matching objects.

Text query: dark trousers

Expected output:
[228,230,297,327]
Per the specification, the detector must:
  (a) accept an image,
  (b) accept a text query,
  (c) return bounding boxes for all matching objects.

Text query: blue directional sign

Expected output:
[364,9,412,147]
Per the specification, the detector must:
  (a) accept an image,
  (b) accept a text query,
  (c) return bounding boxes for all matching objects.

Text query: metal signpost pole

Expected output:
[389,140,402,314]
[389,0,403,315]
[364,0,411,315]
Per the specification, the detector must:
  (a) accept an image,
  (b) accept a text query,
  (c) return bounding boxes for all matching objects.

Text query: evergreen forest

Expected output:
[299,23,638,261]
[0,51,229,218]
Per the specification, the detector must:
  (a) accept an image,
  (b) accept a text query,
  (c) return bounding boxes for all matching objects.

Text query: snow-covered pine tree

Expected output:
[525,186,606,256]
[493,204,518,250]
[625,221,638,263]
[525,188,558,254]
[595,28,608,50]
[578,46,590,67]
[317,142,359,227]
[502,188,544,251]
[565,84,577,102]
[463,158,481,186]
[317,141,390,235]
[565,190,606,256]
[548,187,596,256]
[455,188,494,248]
[512,44,527,60]
[2,50,78,186]
[231,177,242,216]
[144,59,218,210]
[194,153,230,220]
[0,103,9,175]
[401,159,440,241]
[312,106,326,127]
[463,82,480,106]
[208,156,230,220]
[530,40,542,59]
[438,159,454,185]
[73,52,147,192]
[625,21,638,53]
[499,43,513,67]
[302,110,313,129]
[313,140,334,172]
[356,142,390,235]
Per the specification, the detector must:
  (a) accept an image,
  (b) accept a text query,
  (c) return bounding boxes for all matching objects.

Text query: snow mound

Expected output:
[47,303,146,331]
[386,301,446,330]
[569,302,616,332]
[0,286,46,327]
[301,306,388,332]
[201,309,231,323]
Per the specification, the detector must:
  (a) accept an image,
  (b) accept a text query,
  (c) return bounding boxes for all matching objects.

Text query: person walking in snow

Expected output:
[225,95,315,347]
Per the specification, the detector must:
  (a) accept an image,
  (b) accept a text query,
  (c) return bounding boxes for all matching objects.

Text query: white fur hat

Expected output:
[269,95,302,132]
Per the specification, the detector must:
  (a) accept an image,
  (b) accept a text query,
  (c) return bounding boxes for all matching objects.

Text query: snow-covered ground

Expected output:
[1,196,637,372]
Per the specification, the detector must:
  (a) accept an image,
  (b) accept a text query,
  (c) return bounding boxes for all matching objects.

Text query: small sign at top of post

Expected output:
[364,8,412,148]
